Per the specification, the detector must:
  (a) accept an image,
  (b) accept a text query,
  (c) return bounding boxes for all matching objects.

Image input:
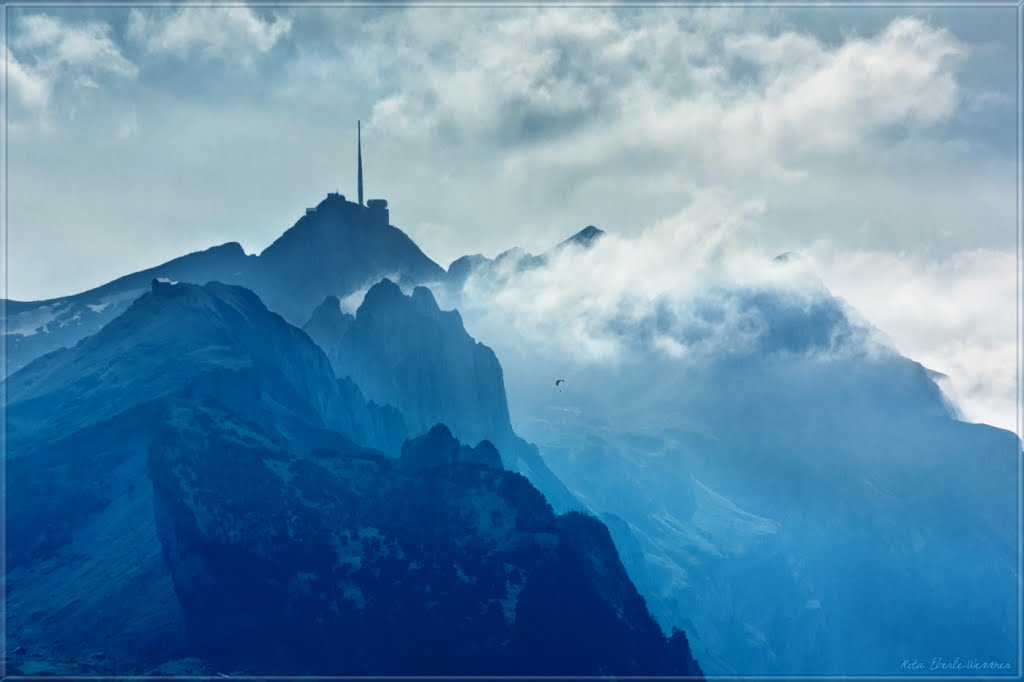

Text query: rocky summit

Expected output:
[4,278,703,677]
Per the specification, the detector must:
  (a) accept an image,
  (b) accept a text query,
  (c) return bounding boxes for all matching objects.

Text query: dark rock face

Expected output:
[557,224,606,249]
[4,279,703,678]
[3,281,404,669]
[4,399,190,673]
[5,280,402,454]
[308,279,581,512]
[400,424,504,472]
[336,279,512,445]
[446,253,490,288]
[148,402,701,676]
[302,294,355,369]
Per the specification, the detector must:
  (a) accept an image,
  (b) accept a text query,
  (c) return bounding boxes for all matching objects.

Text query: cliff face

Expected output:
[4,279,703,678]
[5,280,402,454]
[150,410,702,676]
[305,279,581,512]
[334,279,513,445]
[302,295,355,368]
[399,423,504,472]
[4,281,403,670]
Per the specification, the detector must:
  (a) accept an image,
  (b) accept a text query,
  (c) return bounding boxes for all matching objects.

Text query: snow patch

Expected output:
[4,303,64,336]
[85,287,150,315]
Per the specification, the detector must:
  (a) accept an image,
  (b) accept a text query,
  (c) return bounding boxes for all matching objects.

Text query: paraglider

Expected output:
[555,378,565,392]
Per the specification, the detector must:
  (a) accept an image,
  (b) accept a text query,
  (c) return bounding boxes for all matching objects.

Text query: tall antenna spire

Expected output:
[357,120,364,206]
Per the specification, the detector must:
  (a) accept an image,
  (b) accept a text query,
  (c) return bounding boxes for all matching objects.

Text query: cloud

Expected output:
[718,17,965,157]
[8,13,138,110]
[366,11,965,179]
[4,5,1012,435]
[438,189,1013,433]
[331,6,995,273]
[5,46,50,109]
[127,6,292,64]
[807,245,1016,432]
[115,105,140,141]
[442,190,834,366]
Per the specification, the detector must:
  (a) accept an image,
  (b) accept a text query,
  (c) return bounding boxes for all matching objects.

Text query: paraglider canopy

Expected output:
[555,379,565,386]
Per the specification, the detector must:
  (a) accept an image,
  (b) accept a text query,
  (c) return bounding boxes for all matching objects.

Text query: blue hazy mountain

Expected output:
[2,241,253,375]
[557,224,605,249]
[4,279,701,677]
[3,192,444,375]
[303,279,581,513]
[5,280,402,673]
[302,294,355,369]
[446,225,605,288]
[254,193,445,323]
[324,279,511,444]
[6,182,1017,677]
[5,279,404,454]
[151,416,700,675]
[444,246,1020,676]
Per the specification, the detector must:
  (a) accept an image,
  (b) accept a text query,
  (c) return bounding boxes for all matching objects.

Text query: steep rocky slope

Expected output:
[4,279,702,677]
[4,193,444,373]
[304,279,580,512]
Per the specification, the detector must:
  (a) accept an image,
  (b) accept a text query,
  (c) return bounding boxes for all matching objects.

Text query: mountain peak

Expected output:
[359,278,405,314]
[5,280,348,454]
[253,194,445,324]
[359,279,454,325]
[210,241,247,257]
[410,285,439,312]
[559,225,605,249]
[399,422,504,472]
[303,295,355,360]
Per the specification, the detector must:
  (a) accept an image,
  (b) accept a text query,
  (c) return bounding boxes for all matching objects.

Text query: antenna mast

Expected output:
[357,120,364,206]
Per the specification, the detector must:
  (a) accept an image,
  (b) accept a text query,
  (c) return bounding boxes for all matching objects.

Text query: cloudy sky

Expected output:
[4,3,1018,431]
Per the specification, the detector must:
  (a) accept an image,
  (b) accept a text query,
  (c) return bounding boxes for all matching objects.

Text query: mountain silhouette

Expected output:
[443,253,1020,676]
[3,242,252,375]
[254,193,445,323]
[5,280,403,672]
[4,279,701,677]
[304,278,581,512]
[3,193,444,375]
[446,224,604,288]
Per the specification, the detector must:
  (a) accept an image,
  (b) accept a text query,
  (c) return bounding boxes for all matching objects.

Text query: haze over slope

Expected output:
[437,195,1020,675]
[3,184,1016,677]
[5,279,701,677]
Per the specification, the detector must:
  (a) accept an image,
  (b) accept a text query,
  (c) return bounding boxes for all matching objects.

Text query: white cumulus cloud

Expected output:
[8,13,138,111]
[440,191,1014,434]
[366,11,966,179]
[127,6,292,65]
[808,245,1016,433]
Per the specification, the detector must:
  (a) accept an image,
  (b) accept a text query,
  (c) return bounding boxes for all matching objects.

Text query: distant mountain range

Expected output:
[3,193,443,375]
[440,243,1020,675]
[4,189,1019,677]
[2,194,701,677]
[302,278,579,512]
